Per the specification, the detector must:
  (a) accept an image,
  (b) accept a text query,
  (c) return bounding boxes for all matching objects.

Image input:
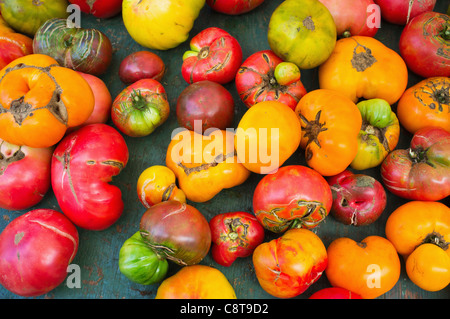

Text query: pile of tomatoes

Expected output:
[0,0,448,299]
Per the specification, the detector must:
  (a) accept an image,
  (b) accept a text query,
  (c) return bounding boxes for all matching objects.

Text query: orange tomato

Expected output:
[0,54,94,148]
[155,265,237,299]
[235,100,301,174]
[326,235,401,299]
[136,165,186,208]
[396,77,450,134]
[319,36,408,105]
[295,89,362,176]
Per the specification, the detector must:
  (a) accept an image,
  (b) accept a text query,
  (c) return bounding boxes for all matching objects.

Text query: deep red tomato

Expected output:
[206,0,264,15]
[399,12,450,78]
[309,287,362,299]
[0,209,79,297]
[176,80,234,134]
[51,124,129,231]
[210,211,265,267]
[181,27,242,84]
[381,126,450,201]
[68,0,123,18]
[111,79,170,137]
[374,0,436,25]
[0,139,52,210]
[119,51,165,84]
[235,50,307,110]
[253,165,332,233]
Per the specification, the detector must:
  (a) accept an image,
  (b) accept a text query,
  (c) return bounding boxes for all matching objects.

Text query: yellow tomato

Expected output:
[122,0,205,50]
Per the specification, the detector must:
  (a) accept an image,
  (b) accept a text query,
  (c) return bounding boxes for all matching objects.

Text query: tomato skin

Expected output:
[0,15,33,70]
[399,12,450,78]
[374,0,436,25]
[0,209,79,297]
[309,287,362,299]
[68,0,123,18]
[51,124,129,231]
[182,27,242,85]
[206,0,264,15]
[235,50,307,110]
[119,51,165,84]
[0,139,52,210]
[252,228,327,298]
[210,211,265,267]
[381,126,450,201]
[253,165,332,233]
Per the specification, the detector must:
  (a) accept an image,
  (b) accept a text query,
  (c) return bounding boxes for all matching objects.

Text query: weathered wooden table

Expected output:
[0,0,448,299]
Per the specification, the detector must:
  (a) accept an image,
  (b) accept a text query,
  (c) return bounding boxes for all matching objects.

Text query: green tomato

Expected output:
[267,0,336,69]
[119,232,169,285]
[0,0,69,36]
[274,62,301,86]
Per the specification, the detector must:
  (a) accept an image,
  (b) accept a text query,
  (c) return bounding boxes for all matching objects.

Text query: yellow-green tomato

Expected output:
[122,0,205,50]
[274,62,301,86]
[268,0,336,69]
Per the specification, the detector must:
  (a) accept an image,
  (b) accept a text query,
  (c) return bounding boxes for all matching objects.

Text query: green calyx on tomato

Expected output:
[351,99,400,170]
[119,232,169,285]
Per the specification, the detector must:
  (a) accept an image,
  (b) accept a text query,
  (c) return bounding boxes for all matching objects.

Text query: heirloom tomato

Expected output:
[397,77,449,134]
[295,89,362,176]
[210,211,265,267]
[206,0,264,15]
[0,0,69,36]
[399,12,450,78]
[119,51,165,84]
[0,209,79,297]
[156,265,237,299]
[319,0,378,37]
[309,287,362,299]
[385,201,450,291]
[33,18,113,76]
[326,236,401,299]
[136,165,186,208]
[176,80,234,133]
[327,170,386,226]
[381,126,450,201]
[0,54,95,148]
[52,124,129,231]
[319,36,408,105]
[166,129,250,202]
[68,0,123,18]
[253,165,332,233]
[0,14,33,70]
[140,201,211,266]
[182,27,242,85]
[253,228,327,298]
[268,0,336,69]
[0,139,52,210]
[122,0,205,50]
[235,50,307,110]
[235,100,301,174]
[351,99,400,170]
[111,79,170,137]
[374,0,436,25]
[119,231,168,285]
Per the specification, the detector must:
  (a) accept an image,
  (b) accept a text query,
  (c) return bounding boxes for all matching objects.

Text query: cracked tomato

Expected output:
[51,124,129,230]
[181,27,242,84]
[210,211,265,267]
[253,165,332,233]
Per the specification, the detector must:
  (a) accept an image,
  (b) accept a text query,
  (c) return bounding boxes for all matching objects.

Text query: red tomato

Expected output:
[210,211,265,267]
[0,209,79,297]
[309,287,362,299]
[374,0,436,25]
[0,139,52,210]
[381,126,450,201]
[68,0,123,18]
[253,165,332,233]
[399,12,450,78]
[235,50,307,110]
[181,27,242,84]
[51,124,129,231]
[119,51,165,84]
[206,0,264,15]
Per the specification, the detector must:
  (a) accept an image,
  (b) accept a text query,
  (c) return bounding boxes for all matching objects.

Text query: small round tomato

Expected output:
[111,79,170,137]
[253,165,332,233]
[136,165,186,208]
[119,51,165,84]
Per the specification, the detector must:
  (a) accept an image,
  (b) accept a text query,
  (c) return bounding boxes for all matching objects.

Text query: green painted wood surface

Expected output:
[0,0,449,299]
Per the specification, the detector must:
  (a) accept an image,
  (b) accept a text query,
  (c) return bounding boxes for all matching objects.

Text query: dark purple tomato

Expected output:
[119,51,165,84]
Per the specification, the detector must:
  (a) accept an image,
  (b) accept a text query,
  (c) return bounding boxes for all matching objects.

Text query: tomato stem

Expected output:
[422,231,449,251]
[439,25,450,41]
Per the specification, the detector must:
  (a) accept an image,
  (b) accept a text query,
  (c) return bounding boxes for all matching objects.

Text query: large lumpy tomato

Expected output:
[253,165,332,233]
[0,209,79,297]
